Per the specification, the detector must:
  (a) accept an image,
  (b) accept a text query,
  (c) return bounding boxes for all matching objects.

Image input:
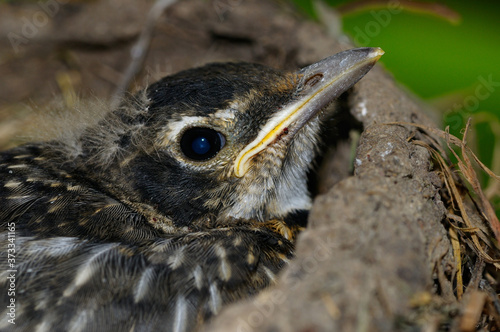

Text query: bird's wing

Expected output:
[0,144,162,242]
[0,227,292,331]
[0,145,293,331]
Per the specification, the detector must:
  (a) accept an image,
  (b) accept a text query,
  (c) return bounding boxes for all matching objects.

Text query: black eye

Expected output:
[180,127,226,161]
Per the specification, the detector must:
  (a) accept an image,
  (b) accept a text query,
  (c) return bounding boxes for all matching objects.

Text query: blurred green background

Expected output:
[290,0,500,216]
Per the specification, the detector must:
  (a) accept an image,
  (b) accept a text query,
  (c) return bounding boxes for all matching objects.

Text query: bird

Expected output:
[0,47,383,332]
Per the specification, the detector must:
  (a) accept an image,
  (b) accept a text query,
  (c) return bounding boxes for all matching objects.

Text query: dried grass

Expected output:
[389,118,500,331]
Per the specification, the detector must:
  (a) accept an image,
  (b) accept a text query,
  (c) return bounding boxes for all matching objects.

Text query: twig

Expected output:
[449,227,463,299]
[111,0,179,109]
[447,119,500,244]
[336,0,461,24]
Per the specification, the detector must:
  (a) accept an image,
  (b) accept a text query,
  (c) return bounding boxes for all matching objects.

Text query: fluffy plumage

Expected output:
[0,48,382,331]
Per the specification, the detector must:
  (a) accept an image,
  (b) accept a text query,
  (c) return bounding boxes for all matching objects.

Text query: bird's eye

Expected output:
[180,127,226,161]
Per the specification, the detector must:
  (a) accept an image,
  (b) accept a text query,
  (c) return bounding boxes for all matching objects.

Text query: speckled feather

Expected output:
[0,146,296,331]
[0,62,316,332]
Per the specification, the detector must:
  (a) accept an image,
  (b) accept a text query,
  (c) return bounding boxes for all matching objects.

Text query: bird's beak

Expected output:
[234,47,384,177]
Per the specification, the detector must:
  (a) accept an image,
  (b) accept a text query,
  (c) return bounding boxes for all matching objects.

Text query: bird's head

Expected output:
[76,48,383,231]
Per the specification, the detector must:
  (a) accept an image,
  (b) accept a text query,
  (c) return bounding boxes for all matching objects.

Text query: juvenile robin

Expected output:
[0,47,383,331]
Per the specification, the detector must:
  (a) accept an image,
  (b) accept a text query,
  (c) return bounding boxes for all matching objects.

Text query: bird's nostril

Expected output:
[304,73,323,88]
